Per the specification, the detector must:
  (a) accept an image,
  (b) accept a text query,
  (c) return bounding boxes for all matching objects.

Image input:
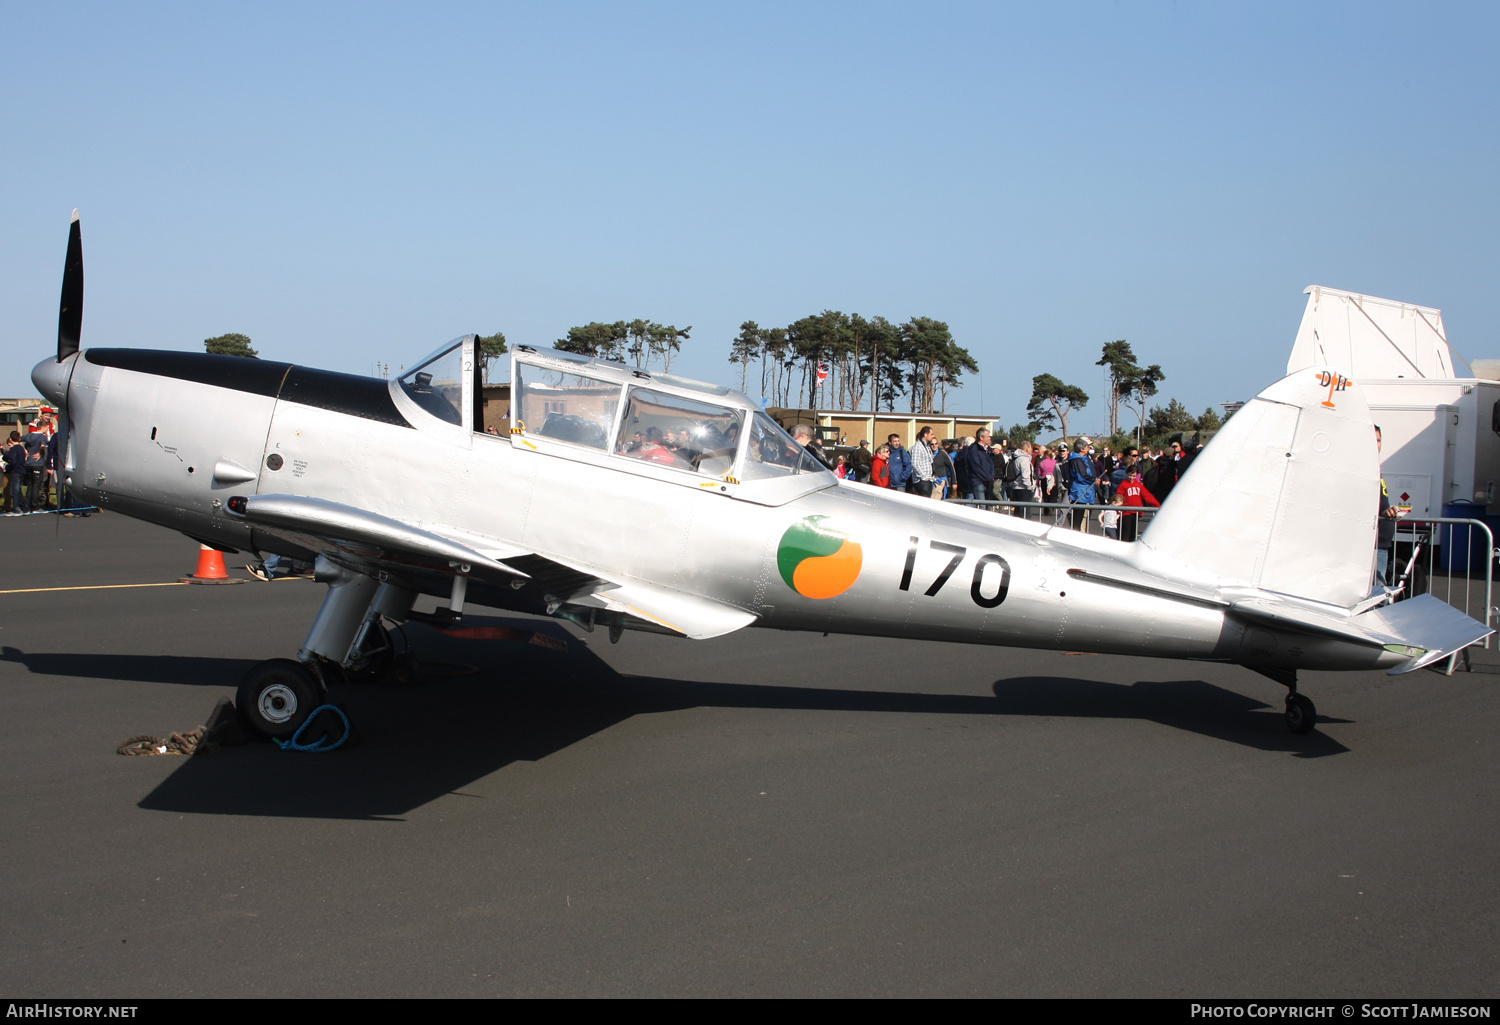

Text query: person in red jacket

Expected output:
[870,444,891,488]
[1114,468,1159,542]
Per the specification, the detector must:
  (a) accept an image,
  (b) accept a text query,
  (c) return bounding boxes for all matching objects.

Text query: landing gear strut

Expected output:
[235,559,419,739]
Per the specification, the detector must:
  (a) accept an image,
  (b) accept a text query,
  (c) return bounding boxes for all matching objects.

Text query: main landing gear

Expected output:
[235,557,419,740]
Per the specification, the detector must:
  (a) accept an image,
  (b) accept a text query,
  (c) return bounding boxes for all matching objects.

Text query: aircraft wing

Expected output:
[228,494,757,640]
[227,494,531,581]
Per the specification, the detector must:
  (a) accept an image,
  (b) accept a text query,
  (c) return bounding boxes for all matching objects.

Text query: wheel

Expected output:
[236,659,321,740]
[1285,692,1317,735]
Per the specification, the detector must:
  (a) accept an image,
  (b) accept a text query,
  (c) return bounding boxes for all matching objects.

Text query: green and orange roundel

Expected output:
[777,516,863,599]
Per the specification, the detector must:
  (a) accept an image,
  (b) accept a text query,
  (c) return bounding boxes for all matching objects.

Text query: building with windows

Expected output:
[766,407,998,448]
[0,398,43,432]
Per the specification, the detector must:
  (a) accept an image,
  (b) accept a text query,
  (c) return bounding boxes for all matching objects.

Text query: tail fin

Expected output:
[1141,366,1377,608]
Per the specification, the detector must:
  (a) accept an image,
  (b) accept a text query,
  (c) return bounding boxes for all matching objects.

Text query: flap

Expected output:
[589,579,758,640]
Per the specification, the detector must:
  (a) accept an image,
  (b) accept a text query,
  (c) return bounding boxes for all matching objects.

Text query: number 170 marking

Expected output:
[899,536,1011,609]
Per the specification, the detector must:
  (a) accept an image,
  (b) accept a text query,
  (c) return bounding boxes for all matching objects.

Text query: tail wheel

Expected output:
[1285,693,1317,735]
[237,659,321,740]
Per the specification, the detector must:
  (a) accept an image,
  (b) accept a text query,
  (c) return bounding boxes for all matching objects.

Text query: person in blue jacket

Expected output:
[886,433,914,492]
[955,428,996,501]
[1067,439,1099,529]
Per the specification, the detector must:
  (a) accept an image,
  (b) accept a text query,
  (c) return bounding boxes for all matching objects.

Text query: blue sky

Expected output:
[3,2,1497,433]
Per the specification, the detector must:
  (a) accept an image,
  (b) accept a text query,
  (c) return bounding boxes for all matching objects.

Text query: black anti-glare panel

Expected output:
[85,349,292,396]
[279,366,412,428]
[83,349,414,429]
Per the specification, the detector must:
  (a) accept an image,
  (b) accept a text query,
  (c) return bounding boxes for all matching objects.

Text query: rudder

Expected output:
[1140,366,1378,608]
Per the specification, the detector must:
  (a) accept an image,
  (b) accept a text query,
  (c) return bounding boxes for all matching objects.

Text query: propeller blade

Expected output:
[54,406,71,514]
[57,210,83,362]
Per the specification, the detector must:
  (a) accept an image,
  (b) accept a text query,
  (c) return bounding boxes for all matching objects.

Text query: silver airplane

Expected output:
[30,214,1492,740]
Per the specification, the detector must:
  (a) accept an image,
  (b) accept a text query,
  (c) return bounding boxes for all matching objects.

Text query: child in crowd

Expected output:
[1101,494,1124,540]
[1115,466,1160,542]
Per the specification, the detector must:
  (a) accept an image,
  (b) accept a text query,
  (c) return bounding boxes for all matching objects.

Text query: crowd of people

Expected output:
[798,425,1201,537]
[2,407,69,515]
[2,399,1199,540]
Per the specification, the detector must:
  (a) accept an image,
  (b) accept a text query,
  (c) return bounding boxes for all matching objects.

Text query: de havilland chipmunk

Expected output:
[30,214,1493,740]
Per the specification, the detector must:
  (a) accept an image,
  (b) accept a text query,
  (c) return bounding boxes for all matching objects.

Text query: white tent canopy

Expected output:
[1287,285,1458,380]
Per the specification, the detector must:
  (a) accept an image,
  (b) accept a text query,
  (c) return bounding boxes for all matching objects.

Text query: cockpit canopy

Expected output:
[390,338,834,503]
[510,345,833,501]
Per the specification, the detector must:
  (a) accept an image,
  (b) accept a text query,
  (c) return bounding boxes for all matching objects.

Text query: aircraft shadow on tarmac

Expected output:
[989,675,1349,759]
[3,618,1348,821]
[0,647,256,687]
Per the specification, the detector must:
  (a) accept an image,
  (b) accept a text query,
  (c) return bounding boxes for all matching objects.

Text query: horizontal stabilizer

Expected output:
[1229,599,1385,648]
[1357,595,1494,674]
[1230,594,1491,672]
[590,580,757,640]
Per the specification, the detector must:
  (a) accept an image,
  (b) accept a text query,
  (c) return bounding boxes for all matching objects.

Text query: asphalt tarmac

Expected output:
[1,511,1497,998]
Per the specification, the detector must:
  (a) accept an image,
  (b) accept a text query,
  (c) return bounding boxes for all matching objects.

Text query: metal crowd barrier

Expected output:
[1391,517,1495,650]
[951,497,1156,536]
[951,499,1496,653]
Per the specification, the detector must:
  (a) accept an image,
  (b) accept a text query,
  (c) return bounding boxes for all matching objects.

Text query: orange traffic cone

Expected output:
[182,544,244,585]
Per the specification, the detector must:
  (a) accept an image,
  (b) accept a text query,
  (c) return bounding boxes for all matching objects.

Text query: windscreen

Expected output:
[741,412,828,479]
[398,343,463,425]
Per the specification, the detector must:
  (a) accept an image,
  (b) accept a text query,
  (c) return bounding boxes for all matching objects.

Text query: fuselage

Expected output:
[34,345,1405,675]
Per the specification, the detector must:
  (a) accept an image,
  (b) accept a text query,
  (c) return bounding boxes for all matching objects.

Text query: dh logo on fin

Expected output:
[1315,370,1352,409]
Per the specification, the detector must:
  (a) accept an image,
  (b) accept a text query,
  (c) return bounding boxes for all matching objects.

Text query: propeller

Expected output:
[28,210,84,512]
[57,209,83,362]
[51,209,82,514]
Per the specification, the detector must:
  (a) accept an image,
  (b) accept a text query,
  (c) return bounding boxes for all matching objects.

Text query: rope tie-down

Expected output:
[116,697,248,756]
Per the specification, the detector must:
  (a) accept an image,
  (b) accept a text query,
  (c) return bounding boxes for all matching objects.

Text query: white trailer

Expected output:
[1286,285,1500,522]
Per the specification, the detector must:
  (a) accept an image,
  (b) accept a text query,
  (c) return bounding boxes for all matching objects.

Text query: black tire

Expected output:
[237,659,321,740]
[1285,693,1317,735]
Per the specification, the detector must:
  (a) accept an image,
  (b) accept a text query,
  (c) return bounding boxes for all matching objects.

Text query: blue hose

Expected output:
[274,705,350,752]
